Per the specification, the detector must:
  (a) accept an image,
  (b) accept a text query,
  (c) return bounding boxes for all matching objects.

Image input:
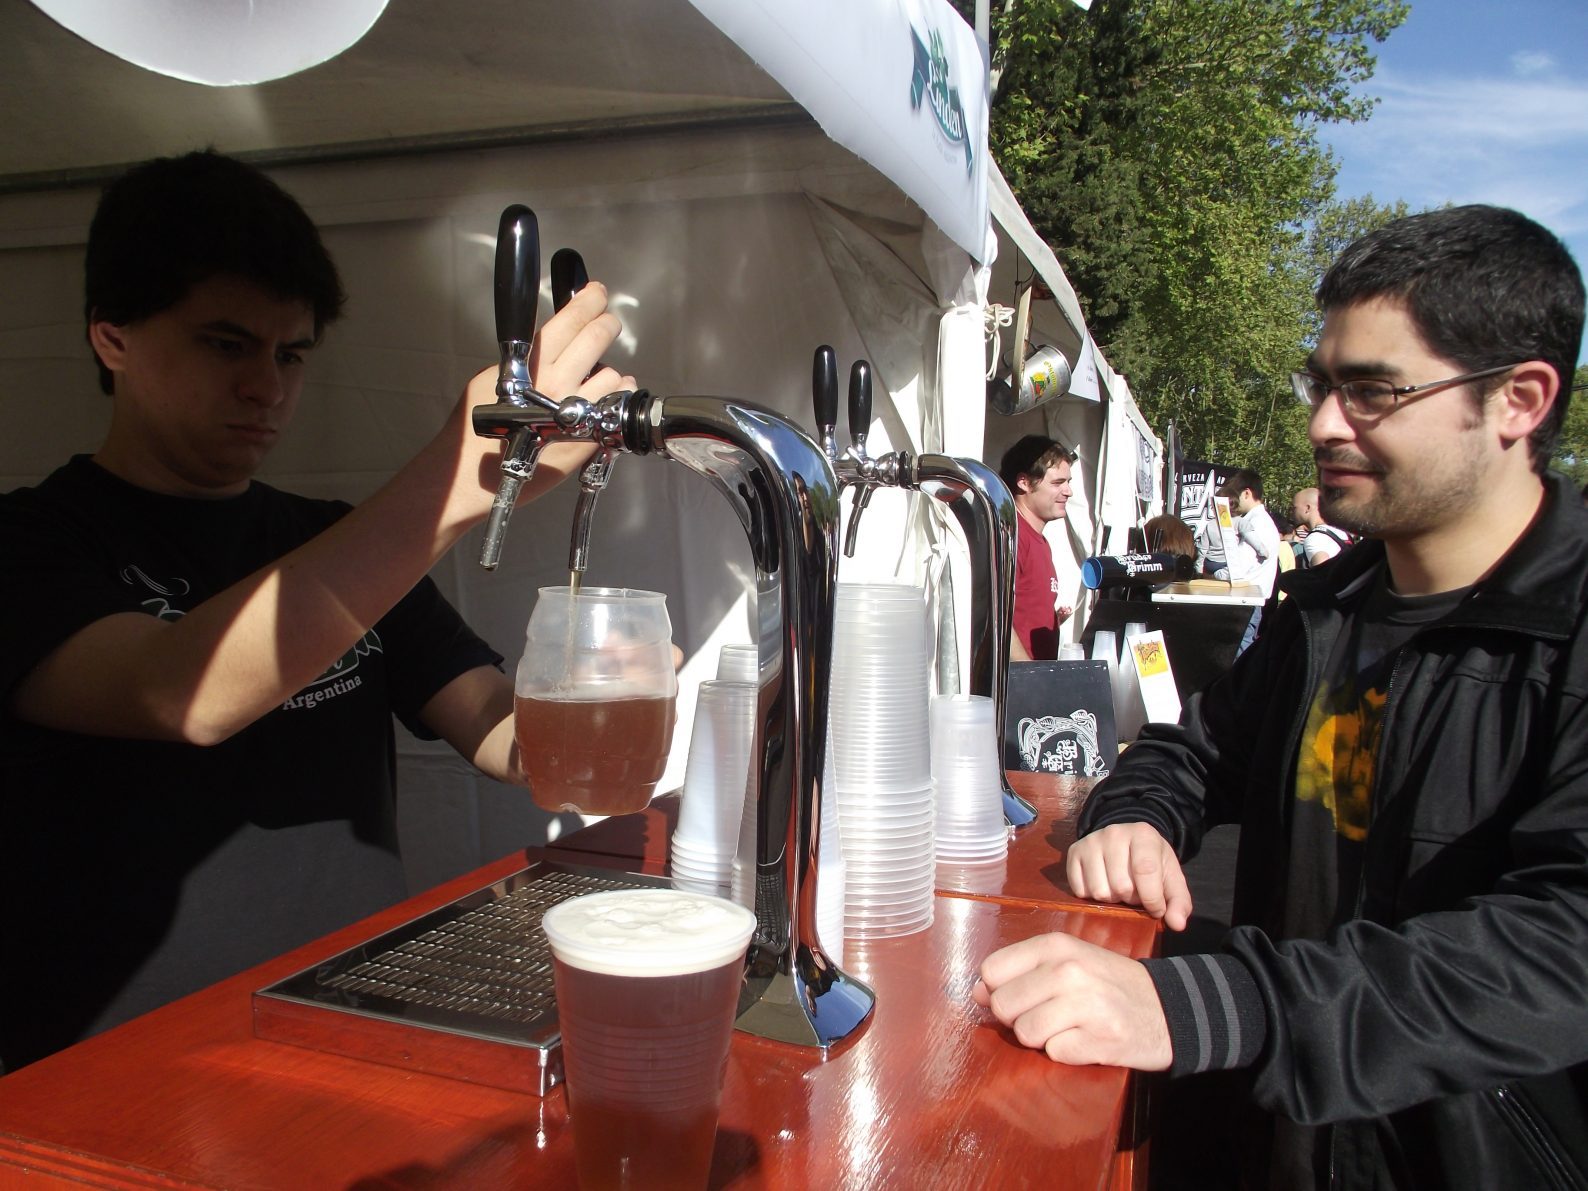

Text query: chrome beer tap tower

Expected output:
[474,206,874,1049]
[812,346,1037,828]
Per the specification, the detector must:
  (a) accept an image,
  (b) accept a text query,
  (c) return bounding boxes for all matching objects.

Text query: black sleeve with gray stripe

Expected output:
[1142,953,1268,1076]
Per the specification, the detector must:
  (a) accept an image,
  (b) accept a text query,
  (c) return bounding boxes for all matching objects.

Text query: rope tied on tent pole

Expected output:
[983,303,1015,380]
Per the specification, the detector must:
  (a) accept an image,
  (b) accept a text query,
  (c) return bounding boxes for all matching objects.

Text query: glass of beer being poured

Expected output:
[515,587,678,816]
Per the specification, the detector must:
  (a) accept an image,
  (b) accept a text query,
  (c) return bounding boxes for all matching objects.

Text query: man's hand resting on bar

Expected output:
[1065,822,1193,931]
[972,933,1173,1070]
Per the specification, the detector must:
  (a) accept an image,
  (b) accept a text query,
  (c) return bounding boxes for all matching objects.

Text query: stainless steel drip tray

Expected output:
[252,858,667,1095]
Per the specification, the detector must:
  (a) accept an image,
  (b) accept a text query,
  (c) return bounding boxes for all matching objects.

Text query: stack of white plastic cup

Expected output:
[671,679,756,896]
[815,724,846,965]
[829,582,935,940]
[930,695,1010,863]
[1091,629,1118,671]
[729,769,757,912]
[722,644,761,912]
[1116,623,1148,741]
[717,644,758,685]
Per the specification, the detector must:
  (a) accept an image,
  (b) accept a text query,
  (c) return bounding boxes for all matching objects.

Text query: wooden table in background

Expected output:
[0,773,1157,1190]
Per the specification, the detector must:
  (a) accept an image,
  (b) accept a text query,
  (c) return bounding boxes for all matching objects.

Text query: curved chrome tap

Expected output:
[909,455,1035,827]
[627,397,874,1046]
[474,214,874,1049]
[811,347,1036,827]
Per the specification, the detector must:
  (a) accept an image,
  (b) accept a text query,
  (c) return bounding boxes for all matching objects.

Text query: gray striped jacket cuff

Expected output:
[1142,953,1267,1076]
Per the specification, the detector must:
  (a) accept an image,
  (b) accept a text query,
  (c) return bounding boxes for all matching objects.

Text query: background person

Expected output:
[0,151,628,1070]
[1213,468,1281,598]
[973,204,1588,1190]
[998,434,1076,661]
[1291,485,1352,566]
[1214,468,1281,651]
[1141,513,1196,560]
[1268,512,1299,600]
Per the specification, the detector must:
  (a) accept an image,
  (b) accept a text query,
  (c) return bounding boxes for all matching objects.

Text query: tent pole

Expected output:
[1166,419,1180,519]
[1093,365,1111,558]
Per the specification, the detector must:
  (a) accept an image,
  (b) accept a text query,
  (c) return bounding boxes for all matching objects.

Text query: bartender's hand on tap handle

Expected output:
[446,281,635,520]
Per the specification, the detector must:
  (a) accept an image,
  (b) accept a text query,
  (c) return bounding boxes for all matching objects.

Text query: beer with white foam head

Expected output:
[541,888,756,1190]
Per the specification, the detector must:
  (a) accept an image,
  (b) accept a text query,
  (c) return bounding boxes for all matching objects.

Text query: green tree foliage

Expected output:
[1261,192,1413,503]
[1551,364,1588,489]
[961,0,1408,504]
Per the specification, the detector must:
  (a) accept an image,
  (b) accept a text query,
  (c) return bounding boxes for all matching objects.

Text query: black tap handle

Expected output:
[494,205,541,345]
[848,360,872,446]
[551,248,588,312]
[812,345,838,433]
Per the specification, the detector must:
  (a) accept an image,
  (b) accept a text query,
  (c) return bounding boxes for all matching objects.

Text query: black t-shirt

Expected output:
[0,457,501,1069]
[1271,566,1468,1186]
[1285,566,1468,938]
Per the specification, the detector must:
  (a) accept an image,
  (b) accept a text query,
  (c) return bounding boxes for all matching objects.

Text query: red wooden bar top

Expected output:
[0,773,1157,1190]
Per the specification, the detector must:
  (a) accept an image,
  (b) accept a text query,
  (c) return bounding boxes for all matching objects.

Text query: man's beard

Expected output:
[1320,489,1381,536]
[1316,437,1484,539]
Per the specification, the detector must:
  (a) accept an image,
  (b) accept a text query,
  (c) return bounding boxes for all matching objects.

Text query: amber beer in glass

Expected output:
[514,587,678,815]
[541,888,756,1190]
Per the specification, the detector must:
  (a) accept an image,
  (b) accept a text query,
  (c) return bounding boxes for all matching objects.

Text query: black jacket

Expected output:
[1081,474,1588,1189]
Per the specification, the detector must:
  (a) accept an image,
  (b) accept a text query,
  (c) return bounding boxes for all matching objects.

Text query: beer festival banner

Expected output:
[685,0,991,261]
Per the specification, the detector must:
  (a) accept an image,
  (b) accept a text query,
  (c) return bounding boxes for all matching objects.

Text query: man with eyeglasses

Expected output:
[973,205,1588,1189]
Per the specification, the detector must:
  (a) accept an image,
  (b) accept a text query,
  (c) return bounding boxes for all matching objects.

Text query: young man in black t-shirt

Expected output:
[973,206,1588,1189]
[0,152,633,1069]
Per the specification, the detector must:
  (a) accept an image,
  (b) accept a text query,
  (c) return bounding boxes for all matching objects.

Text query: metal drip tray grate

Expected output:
[252,858,666,1095]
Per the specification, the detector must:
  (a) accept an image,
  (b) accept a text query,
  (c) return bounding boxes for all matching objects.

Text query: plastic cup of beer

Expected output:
[542,888,757,1191]
[515,587,678,816]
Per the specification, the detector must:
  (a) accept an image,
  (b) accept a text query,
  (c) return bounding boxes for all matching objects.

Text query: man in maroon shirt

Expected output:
[998,435,1076,660]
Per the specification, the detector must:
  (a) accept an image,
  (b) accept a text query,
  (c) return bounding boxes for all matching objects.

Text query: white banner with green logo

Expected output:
[687,0,990,262]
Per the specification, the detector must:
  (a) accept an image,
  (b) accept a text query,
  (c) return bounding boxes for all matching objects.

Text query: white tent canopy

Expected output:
[0,0,1161,888]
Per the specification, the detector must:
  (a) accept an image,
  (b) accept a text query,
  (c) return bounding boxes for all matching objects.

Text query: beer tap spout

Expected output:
[550,248,611,584]
[478,205,559,570]
[568,448,616,579]
[840,360,880,558]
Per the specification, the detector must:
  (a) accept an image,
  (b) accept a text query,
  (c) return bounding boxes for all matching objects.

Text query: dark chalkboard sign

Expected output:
[1003,660,1118,779]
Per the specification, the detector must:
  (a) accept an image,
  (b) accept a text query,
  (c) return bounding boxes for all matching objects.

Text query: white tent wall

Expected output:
[0,121,997,890]
[804,194,991,690]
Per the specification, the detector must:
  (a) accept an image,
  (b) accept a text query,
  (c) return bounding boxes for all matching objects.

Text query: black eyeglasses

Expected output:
[1290,362,1523,417]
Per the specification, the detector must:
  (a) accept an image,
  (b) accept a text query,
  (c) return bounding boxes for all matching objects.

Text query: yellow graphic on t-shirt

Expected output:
[1294,678,1385,842]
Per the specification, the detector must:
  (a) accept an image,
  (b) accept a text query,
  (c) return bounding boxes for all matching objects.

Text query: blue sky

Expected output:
[1317,0,1588,364]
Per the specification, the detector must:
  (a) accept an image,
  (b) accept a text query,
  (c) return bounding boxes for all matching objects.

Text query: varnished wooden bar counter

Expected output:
[0,773,1157,1189]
